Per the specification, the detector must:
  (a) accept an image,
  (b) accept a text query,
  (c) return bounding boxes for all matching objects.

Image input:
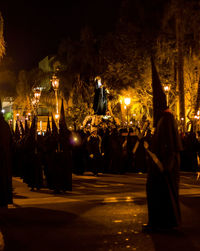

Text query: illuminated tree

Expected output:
[0,13,5,59]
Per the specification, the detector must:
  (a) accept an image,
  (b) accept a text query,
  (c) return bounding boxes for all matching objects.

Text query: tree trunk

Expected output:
[176,1,185,131]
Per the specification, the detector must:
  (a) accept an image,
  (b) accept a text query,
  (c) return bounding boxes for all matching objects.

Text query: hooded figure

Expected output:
[143,57,183,232]
[151,56,168,127]
[51,100,72,193]
[25,119,29,135]
[0,110,13,207]
[45,115,51,136]
[20,120,25,138]
[14,120,21,142]
[23,115,43,190]
[51,115,58,138]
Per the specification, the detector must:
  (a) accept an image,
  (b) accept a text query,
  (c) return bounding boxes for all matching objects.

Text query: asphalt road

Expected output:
[1,172,200,251]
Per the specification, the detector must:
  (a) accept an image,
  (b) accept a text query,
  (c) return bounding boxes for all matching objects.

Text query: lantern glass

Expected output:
[52,76,59,89]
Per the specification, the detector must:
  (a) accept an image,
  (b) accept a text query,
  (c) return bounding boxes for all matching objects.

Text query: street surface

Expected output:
[1,172,200,251]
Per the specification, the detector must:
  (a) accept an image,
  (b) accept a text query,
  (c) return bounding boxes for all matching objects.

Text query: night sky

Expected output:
[0,0,121,71]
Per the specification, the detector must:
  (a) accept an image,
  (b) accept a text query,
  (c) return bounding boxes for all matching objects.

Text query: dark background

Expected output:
[0,0,121,70]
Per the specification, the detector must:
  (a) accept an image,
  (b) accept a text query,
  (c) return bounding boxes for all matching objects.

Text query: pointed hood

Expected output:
[25,119,29,135]
[14,120,21,141]
[46,115,51,136]
[51,114,58,137]
[10,123,15,137]
[20,120,25,137]
[59,98,69,136]
[29,115,37,137]
[151,56,167,127]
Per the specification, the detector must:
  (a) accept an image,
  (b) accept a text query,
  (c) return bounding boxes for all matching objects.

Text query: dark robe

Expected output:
[72,131,87,175]
[109,130,124,174]
[93,86,107,115]
[86,134,102,175]
[146,111,182,229]
[51,130,73,193]
[0,115,13,207]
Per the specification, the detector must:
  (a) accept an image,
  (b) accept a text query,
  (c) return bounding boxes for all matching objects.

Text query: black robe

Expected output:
[146,111,182,229]
[93,86,107,115]
[0,115,13,207]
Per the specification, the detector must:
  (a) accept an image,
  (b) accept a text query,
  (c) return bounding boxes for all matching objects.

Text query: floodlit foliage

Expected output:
[0,13,5,59]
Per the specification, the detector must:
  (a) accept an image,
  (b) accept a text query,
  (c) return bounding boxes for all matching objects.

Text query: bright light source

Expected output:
[34,89,41,100]
[164,85,170,92]
[55,113,59,119]
[1,109,5,113]
[124,98,131,105]
[95,76,102,88]
[51,74,59,89]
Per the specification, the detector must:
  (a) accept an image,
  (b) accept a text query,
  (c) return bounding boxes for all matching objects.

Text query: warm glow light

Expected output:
[164,85,169,92]
[124,97,131,106]
[16,113,19,116]
[103,197,118,203]
[55,114,59,119]
[51,74,59,89]
[95,76,102,88]
[34,89,41,100]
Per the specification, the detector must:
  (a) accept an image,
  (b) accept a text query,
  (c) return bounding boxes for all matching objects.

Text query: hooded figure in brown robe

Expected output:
[143,57,182,231]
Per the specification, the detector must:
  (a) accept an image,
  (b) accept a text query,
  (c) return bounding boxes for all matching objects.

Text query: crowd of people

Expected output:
[1,58,199,235]
[1,105,200,208]
[9,116,200,185]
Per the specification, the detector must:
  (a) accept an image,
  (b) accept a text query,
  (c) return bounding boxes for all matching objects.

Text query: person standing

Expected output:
[143,57,182,231]
[0,108,13,208]
[87,128,102,176]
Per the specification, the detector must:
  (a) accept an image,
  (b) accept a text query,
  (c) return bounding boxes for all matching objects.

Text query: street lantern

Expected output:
[34,88,41,102]
[51,74,59,90]
[124,97,131,127]
[51,74,59,118]
[163,84,170,106]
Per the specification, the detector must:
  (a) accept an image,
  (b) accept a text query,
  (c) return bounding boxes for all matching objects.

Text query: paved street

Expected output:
[1,172,200,251]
